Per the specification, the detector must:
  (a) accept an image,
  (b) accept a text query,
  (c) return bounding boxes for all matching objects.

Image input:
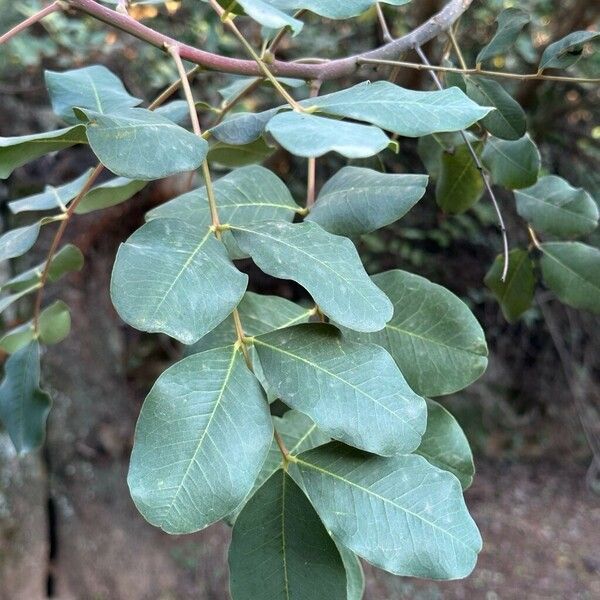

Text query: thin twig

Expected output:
[415,46,510,281]
[0,1,62,45]
[306,80,322,208]
[168,44,257,372]
[448,27,468,70]
[357,57,600,84]
[167,46,201,135]
[275,430,290,459]
[375,3,394,44]
[33,164,104,332]
[148,65,201,110]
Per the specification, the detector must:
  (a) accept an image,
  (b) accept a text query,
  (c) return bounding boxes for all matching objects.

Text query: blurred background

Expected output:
[0,0,599,598]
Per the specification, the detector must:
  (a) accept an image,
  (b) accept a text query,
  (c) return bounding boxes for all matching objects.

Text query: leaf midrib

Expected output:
[163,347,239,522]
[385,319,486,359]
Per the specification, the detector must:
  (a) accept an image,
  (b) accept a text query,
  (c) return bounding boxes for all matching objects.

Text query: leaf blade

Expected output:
[127,346,273,534]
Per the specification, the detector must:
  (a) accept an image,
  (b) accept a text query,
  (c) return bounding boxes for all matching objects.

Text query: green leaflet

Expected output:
[476,8,530,65]
[77,107,208,180]
[465,77,526,141]
[436,143,484,214]
[342,270,488,397]
[128,346,273,534]
[75,177,146,214]
[154,100,191,125]
[0,214,65,263]
[266,112,391,159]
[254,323,426,456]
[8,170,145,215]
[186,292,313,355]
[0,222,44,262]
[45,65,141,124]
[0,300,71,353]
[229,471,347,600]
[540,242,600,314]
[481,135,540,190]
[0,341,52,454]
[269,0,410,19]
[417,399,475,490]
[515,175,598,239]
[310,81,492,137]
[485,249,536,323]
[230,220,393,332]
[208,138,275,168]
[110,219,247,344]
[0,285,40,315]
[211,110,279,145]
[1,244,84,293]
[9,169,94,214]
[0,126,87,180]
[290,442,482,580]
[306,166,427,236]
[539,31,600,71]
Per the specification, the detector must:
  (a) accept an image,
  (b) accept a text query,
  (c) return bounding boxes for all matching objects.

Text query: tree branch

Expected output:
[63,0,473,81]
[0,1,62,46]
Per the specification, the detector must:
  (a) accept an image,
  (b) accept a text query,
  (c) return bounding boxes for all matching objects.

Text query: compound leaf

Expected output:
[186,292,312,355]
[147,165,299,227]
